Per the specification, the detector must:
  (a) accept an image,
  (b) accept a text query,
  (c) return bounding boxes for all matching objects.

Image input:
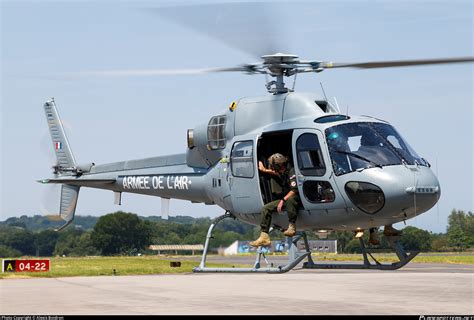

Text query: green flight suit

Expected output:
[260,165,300,233]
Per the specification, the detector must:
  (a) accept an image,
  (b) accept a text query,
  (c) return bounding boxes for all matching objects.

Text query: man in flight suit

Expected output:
[250,153,301,247]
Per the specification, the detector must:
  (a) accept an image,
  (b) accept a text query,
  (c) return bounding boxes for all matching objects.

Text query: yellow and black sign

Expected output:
[229,101,237,112]
[3,260,16,272]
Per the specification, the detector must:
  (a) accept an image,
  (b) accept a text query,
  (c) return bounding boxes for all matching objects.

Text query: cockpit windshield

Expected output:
[325,122,428,175]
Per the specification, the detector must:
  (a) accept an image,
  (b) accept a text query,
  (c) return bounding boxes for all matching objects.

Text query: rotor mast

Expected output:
[262,53,299,94]
[257,53,326,94]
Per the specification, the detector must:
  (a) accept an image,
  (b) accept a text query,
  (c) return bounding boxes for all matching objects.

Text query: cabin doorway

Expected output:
[257,130,294,204]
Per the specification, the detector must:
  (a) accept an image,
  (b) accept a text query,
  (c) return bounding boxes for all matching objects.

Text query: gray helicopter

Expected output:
[40,52,473,273]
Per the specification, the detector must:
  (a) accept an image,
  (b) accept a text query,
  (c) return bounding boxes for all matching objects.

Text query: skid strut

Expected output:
[193,212,309,273]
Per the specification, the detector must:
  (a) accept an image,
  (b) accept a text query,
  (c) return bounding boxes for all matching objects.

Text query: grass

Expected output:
[1,253,472,279]
[309,253,474,264]
[225,251,474,264]
[0,256,244,279]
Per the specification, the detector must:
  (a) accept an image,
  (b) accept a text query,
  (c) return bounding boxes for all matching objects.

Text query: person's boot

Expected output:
[368,229,380,246]
[384,225,402,237]
[249,232,271,247]
[283,223,296,237]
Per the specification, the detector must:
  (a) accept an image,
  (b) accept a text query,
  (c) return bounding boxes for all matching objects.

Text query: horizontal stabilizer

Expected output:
[39,178,116,184]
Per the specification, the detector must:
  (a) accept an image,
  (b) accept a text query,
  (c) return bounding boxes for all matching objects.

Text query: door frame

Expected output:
[291,128,347,210]
[228,135,263,213]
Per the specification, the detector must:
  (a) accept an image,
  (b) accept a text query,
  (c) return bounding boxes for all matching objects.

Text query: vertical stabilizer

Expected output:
[44,98,76,170]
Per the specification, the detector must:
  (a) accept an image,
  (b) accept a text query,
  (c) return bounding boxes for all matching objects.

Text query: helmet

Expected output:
[327,131,347,142]
[268,153,287,170]
[327,131,349,151]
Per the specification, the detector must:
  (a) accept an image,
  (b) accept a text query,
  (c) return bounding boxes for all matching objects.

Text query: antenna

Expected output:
[413,169,417,226]
[292,73,298,92]
[333,97,341,113]
[436,157,440,224]
[320,82,328,102]
[346,105,349,117]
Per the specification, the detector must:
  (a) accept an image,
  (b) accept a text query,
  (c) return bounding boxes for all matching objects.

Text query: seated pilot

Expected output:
[357,133,398,165]
[327,132,352,175]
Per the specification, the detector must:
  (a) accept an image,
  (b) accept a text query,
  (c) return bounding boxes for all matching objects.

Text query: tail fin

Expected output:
[43,98,80,230]
[55,184,80,231]
[44,98,77,172]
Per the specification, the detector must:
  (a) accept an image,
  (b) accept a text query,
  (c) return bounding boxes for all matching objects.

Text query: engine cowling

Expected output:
[186,113,230,168]
[186,123,223,168]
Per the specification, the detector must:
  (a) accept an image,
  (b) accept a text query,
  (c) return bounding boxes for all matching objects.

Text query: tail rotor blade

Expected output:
[41,130,58,170]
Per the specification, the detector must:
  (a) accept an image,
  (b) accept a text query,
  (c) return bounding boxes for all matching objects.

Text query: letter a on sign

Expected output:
[2,260,16,272]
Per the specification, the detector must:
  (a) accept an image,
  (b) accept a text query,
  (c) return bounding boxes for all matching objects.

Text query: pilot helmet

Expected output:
[268,153,288,171]
[327,131,345,141]
[327,131,349,149]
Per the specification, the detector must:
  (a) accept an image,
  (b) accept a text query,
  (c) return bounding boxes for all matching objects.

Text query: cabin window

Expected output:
[302,181,336,203]
[314,114,350,123]
[296,133,326,176]
[207,115,226,150]
[231,141,254,178]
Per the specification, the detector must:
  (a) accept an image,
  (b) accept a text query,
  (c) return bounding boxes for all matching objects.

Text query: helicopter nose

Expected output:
[381,166,440,219]
[347,166,440,219]
[402,166,441,216]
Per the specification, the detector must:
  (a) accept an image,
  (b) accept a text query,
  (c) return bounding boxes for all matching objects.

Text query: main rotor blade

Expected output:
[65,66,253,77]
[325,56,474,69]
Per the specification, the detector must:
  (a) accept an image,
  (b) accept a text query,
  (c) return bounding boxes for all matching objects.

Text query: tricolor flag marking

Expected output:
[55,141,62,150]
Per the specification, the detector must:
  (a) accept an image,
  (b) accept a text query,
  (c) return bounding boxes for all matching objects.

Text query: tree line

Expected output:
[0,209,472,257]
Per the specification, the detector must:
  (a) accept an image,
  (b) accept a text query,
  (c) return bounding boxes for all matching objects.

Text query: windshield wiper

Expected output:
[332,150,383,169]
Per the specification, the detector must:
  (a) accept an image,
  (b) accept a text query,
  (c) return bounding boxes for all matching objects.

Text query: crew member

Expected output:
[250,153,300,247]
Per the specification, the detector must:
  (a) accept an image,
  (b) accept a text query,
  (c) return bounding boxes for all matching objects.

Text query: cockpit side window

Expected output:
[207,115,226,150]
[303,181,335,203]
[296,133,326,176]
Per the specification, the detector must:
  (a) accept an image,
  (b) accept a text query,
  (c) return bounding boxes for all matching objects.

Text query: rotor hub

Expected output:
[261,53,299,64]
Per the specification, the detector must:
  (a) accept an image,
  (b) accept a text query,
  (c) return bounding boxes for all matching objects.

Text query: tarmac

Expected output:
[1,258,473,315]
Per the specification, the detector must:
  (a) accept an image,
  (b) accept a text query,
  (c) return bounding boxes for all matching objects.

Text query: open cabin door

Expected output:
[291,129,346,211]
[228,136,262,214]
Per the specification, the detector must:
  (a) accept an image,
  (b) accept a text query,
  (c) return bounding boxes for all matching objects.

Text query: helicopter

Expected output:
[38,3,474,273]
[39,52,473,273]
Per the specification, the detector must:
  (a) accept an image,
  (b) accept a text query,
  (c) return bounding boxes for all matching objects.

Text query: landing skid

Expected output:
[192,212,418,273]
[302,236,419,270]
[192,212,309,273]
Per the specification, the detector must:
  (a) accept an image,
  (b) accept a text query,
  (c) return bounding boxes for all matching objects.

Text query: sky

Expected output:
[1,0,472,233]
